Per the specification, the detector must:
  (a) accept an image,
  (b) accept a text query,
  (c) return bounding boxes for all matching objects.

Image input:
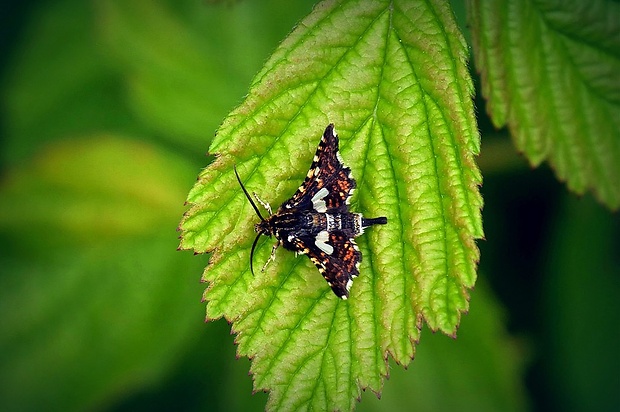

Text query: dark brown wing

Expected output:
[280,124,356,213]
[292,230,361,299]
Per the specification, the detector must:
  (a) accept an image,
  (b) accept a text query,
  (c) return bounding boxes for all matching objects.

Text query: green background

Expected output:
[1,1,618,411]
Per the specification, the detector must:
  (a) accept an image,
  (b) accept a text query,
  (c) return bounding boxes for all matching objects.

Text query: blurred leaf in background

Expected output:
[542,195,620,411]
[358,279,529,412]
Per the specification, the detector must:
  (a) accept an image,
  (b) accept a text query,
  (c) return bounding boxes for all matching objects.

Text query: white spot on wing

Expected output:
[346,279,353,291]
[315,230,334,255]
[311,187,329,212]
[346,187,355,204]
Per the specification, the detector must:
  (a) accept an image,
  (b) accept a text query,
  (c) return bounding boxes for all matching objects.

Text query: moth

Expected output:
[235,124,387,299]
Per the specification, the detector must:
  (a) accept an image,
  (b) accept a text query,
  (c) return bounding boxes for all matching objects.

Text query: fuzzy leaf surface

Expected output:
[179,0,483,410]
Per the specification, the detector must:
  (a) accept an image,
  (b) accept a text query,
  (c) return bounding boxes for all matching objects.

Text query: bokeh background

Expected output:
[1,1,618,411]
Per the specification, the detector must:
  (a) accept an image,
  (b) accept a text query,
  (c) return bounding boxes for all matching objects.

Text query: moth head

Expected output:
[255,220,272,236]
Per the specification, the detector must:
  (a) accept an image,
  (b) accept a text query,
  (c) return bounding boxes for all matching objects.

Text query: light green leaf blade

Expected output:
[468,0,620,209]
[179,0,483,410]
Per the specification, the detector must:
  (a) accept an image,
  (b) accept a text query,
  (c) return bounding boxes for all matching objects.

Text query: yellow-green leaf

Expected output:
[179,0,483,410]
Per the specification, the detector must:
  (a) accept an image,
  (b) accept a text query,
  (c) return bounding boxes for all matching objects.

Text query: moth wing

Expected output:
[280,124,356,213]
[292,231,361,299]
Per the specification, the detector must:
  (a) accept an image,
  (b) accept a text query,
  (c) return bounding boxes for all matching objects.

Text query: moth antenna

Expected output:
[234,165,265,221]
[249,233,262,276]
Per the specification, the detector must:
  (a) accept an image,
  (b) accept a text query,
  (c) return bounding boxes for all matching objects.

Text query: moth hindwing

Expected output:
[235,124,387,299]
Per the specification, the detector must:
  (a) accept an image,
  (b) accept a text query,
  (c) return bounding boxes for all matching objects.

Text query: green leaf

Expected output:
[359,280,528,412]
[0,136,191,241]
[94,0,315,153]
[0,136,207,411]
[1,0,314,163]
[179,0,483,410]
[468,0,620,209]
[1,0,134,163]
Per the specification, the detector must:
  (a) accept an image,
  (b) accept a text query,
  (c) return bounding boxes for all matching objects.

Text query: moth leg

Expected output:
[261,241,279,272]
[253,192,273,215]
